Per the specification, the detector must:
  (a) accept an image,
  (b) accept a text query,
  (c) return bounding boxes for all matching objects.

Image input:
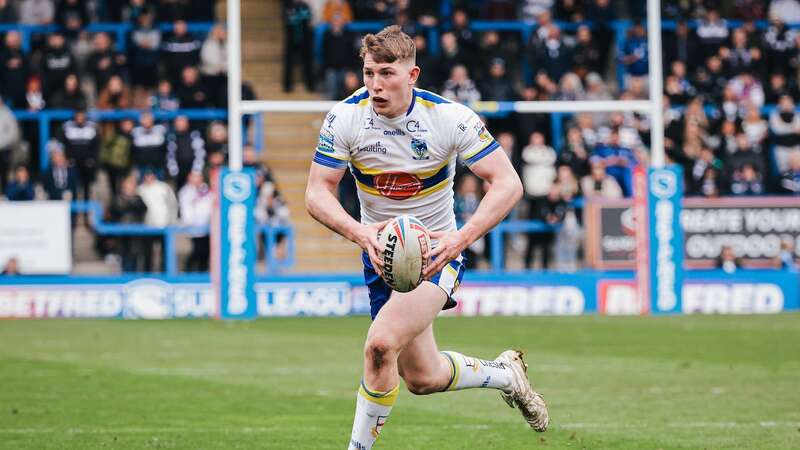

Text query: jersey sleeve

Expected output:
[312,105,352,170]
[453,107,501,167]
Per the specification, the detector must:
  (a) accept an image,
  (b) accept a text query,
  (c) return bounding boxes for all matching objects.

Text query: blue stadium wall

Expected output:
[0,270,796,319]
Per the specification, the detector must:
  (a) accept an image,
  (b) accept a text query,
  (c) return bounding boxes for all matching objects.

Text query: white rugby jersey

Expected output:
[313,87,501,232]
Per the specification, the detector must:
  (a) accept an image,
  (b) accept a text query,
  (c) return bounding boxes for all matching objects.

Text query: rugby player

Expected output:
[305,25,550,450]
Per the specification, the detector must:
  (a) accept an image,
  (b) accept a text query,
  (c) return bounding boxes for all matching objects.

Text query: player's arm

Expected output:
[424,149,523,278]
[305,163,388,274]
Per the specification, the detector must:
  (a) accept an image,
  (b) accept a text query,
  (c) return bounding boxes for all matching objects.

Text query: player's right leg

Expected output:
[347,282,448,450]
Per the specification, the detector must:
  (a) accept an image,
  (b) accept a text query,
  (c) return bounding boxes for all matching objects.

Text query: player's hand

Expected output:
[354,220,390,277]
[422,230,468,280]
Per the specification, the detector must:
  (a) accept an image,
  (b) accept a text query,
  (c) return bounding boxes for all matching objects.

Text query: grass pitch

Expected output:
[0,315,798,449]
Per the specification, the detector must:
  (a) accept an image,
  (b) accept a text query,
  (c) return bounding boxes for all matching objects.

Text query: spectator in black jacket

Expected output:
[321,13,358,100]
[131,111,167,177]
[435,32,468,90]
[663,20,698,73]
[0,0,18,22]
[41,147,77,200]
[532,25,572,85]
[50,73,87,110]
[480,58,516,101]
[87,32,127,94]
[109,173,148,272]
[0,31,30,107]
[176,66,209,108]
[161,20,202,85]
[58,109,99,200]
[167,115,206,191]
[41,32,75,101]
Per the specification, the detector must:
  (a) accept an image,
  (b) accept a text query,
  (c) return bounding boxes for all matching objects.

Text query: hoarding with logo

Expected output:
[586,197,800,269]
[0,202,71,274]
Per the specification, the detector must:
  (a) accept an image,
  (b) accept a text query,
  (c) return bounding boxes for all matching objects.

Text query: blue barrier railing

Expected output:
[70,200,295,275]
[0,22,215,54]
[11,108,265,172]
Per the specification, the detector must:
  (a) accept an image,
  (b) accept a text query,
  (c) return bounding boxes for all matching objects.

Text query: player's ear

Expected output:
[408,65,420,86]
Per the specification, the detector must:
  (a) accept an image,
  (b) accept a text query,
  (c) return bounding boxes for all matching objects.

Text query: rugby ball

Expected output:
[377,215,431,292]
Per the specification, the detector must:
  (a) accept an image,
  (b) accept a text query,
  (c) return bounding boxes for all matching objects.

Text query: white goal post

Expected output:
[226,0,665,170]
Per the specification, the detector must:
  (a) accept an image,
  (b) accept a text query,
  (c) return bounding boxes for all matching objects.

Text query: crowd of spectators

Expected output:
[0,0,288,273]
[292,0,800,269]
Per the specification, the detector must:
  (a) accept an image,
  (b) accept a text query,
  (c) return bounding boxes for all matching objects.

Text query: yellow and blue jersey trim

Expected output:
[344,88,370,106]
[413,88,451,108]
[462,139,500,166]
[313,150,349,169]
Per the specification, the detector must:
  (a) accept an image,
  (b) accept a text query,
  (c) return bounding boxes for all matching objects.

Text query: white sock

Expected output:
[441,351,513,393]
[348,381,399,450]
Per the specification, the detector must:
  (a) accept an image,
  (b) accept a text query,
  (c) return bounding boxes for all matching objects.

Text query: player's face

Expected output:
[363,53,418,118]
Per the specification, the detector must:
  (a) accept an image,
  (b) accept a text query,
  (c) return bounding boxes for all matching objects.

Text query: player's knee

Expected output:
[403,374,441,395]
[364,334,399,372]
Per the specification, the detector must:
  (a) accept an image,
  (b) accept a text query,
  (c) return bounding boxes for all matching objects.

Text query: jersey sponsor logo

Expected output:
[325,112,336,128]
[383,128,405,136]
[477,125,491,142]
[374,172,423,200]
[411,138,430,160]
[405,120,427,133]
[457,122,467,132]
[357,141,388,154]
[318,129,335,152]
[364,117,381,130]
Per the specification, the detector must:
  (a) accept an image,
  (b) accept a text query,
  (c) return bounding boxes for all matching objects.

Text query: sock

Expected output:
[348,381,399,450]
[440,351,513,393]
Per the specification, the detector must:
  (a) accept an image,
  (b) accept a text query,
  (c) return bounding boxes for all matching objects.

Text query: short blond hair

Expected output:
[359,25,416,63]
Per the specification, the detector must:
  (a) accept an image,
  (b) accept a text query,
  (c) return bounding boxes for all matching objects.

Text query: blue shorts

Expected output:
[362,251,466,320]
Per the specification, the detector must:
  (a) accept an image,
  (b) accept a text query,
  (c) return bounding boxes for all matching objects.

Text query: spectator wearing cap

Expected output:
[57,109,99,200]
[41,147,77,200]
[131,111,167,177]
[161,20,202,86]
[148,79,180,112]
[129,11,162,92]
[56,0,89,39]
[321,13,358,100]
[87,32,127,94]
[770,95,800,173]
[178,170,213,272]
[5,165,35,201]
[19,0,54,25]
[480,58,516,101]
[442,65,481,104]
[200,24,228,104]
[42,33,76,101]
[581,157,622,199]
[99,118,134,196]
[167,115,206,191]
[138,169,178,272]
[0,31,30,108]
